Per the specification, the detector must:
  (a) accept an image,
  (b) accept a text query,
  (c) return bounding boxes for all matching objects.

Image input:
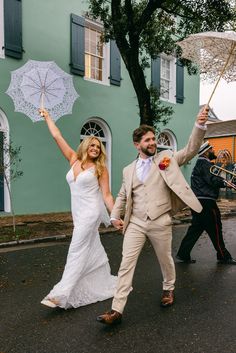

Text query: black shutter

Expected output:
[4,0,23,59]
[0,132,4,211]
[70,14,85,76]
[151,57,161,91]
[110,40,121,86]
[176,59,184,103]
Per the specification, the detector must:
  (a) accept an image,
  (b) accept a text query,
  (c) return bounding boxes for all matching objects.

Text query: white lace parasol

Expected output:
[6,60,79,122]
[177,31,236,104]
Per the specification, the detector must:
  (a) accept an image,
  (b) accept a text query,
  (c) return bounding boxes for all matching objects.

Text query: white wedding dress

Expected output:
[42,163,117,309]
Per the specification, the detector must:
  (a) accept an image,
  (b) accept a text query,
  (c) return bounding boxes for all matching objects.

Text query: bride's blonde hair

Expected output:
[77,136,106,178]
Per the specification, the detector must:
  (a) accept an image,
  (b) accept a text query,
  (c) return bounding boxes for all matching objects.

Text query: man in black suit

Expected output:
[176,141,236,264]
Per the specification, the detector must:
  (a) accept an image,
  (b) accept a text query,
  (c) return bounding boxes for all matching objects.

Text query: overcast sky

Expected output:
[200,79,236,121]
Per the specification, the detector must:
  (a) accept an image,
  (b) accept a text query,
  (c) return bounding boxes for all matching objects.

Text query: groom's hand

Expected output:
[111,219,124,230]
[196,104,209,125]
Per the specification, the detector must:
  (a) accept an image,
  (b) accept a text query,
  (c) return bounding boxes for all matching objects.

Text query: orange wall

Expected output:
[207,136,236,162]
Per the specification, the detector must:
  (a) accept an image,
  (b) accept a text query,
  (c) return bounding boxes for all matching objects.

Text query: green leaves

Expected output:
[87,0,235,125]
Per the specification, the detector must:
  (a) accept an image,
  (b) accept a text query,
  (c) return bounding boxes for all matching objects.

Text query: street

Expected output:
[1,218,236,353]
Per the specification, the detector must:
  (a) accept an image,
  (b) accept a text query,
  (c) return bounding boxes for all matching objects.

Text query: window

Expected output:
[84,20,110,85]
[81,121,105,140]
[0,0,4,58]
[160,57,171,99]
[157,129,177,151]
[160,55,176,103]
[70,14,121,86]
[151,56,184,104]
[80,118,112,179]
[85,25,106,82]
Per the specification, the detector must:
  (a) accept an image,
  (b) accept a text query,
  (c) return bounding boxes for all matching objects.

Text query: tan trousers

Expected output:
[112,213,176,314]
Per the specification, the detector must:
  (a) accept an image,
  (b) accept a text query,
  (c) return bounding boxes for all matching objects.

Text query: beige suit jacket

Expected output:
[111,124,206,233]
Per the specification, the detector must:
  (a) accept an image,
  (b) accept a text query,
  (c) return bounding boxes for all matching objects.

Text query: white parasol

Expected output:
[177,31,236,105]
[6,60,79,122]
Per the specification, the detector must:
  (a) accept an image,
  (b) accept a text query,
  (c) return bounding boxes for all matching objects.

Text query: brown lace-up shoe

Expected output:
[160,290,174,307]
[96,310,122,325]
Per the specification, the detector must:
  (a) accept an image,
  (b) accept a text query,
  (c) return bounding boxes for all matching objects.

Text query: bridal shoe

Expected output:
[41,299,57,308]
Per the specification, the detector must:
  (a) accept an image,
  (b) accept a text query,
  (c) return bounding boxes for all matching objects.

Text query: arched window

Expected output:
[80,118,112,177]
[0,109,10,212]
[81,121,105,140]
[157,129,177,151]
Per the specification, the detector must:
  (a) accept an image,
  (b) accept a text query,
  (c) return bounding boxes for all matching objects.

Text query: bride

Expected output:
[40,109,117,309]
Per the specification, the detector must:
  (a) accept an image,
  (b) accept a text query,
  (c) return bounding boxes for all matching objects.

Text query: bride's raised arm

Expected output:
[39,108,77,165]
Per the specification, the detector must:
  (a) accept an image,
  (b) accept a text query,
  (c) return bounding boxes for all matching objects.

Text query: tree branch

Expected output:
[111,0,131,54]
[136,0,165,34]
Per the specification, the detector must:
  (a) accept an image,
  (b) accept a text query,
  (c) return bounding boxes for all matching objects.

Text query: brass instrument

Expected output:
[210,165,236,190]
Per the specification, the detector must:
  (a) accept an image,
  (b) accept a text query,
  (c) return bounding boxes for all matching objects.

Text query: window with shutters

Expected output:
[70,14,120,86]
[0,0,4,58]
[160,55,176,103]
[84,20,110,85]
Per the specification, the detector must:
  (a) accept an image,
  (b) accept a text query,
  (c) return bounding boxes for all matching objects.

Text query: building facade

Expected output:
[205,120,236,166]
[0,0,200,215]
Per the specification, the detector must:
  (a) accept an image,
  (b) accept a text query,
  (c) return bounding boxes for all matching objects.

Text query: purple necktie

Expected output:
[140,159,151,182]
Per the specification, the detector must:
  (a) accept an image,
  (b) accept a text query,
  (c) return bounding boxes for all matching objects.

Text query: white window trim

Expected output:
[157,129,177,151]
[0,0,5,59]
[0,109,10,212]
[80,118,112,185]
[160,54,176,104]
[83,19,110,86]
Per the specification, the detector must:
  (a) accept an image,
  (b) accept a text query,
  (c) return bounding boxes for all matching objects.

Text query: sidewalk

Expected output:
[1,198,236,246]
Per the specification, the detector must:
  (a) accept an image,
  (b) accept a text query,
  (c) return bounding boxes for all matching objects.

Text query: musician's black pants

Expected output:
[177,199,232,261]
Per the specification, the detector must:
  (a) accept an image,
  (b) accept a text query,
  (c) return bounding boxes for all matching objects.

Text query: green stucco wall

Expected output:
[0,0,200,215]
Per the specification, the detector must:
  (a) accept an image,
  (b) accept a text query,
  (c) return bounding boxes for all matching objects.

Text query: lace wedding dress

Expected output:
[41,164,117,309]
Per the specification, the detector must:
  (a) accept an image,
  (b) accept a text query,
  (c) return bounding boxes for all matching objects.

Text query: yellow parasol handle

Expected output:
[207,42,236,105]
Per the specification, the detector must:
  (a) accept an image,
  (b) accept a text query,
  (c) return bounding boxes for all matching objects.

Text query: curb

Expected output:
[0,227,120,249]
[1,213,236,249]
[0,234,70,249]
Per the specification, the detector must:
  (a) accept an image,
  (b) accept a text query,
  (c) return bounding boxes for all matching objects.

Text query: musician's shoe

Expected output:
[218,258,236,265]
[176,255,196,264]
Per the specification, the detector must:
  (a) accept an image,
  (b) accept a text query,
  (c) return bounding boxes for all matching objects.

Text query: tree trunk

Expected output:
[4,173,16,234]
[111,0,155,126]
[120,48,155,126]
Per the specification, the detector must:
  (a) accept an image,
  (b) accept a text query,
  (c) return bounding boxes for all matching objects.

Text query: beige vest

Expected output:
[131,161,172,222]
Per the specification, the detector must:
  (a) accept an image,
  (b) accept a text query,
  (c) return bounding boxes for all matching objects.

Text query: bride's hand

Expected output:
[39,108,50,120]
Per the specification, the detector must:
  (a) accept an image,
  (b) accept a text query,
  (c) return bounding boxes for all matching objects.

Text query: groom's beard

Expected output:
[140,145,156,157]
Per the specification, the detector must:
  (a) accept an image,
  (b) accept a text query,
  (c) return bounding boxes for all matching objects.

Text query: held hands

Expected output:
[196,104,209,126]
[111,219,124,230]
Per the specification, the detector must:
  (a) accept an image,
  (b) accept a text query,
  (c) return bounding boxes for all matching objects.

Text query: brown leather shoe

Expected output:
[96,310,122,325]
[160,290,174,307]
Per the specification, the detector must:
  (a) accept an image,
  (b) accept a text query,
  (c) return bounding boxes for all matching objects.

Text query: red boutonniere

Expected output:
[158,157,171,170]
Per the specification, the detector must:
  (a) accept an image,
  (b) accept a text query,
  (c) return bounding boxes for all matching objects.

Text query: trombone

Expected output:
[210,165,236,190]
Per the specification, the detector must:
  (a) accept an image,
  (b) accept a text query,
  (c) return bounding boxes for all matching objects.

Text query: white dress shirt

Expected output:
[136,156,153,183]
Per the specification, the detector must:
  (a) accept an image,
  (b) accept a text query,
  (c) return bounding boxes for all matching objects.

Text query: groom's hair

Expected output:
[133,125,156,143]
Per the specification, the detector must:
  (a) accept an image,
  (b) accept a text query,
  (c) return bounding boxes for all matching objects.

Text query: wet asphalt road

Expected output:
[0,218,236,353]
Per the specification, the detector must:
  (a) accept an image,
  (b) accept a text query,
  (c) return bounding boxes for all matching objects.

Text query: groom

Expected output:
[97,106,209,325]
